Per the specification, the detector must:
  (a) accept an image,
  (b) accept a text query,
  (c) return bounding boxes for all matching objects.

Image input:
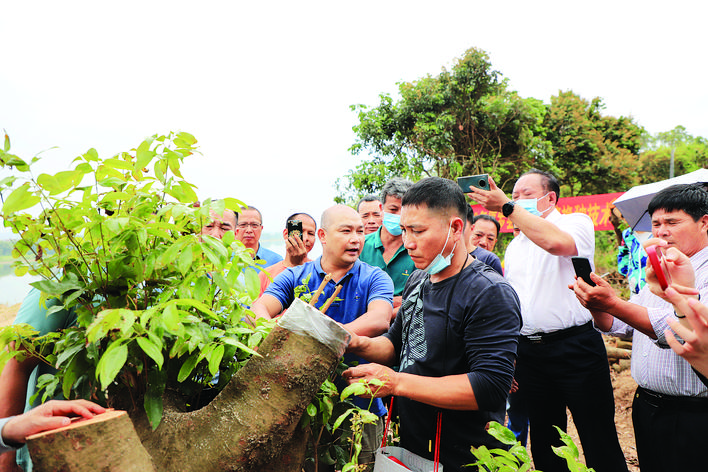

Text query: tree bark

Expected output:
[26,302,348,472]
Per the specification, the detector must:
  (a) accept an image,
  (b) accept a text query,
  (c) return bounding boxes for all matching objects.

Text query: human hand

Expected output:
[285,235,308,266]
[2,400,106,445]
[509,377,519,394]
[571,272,620,313]
[664,288,708,377]
[643,239,697,300]
[342,363,397,398]
[465,176,510,213]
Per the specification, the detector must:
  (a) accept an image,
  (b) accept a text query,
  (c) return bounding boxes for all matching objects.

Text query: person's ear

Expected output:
[548,191,558,206]
[452,217,465,237]
[317,228,326,245]
[282,228,289,240]
[698,214,708,234]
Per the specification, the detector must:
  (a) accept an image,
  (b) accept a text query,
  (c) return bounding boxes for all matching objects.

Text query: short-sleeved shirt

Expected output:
[504,209,595,335]
[470,246,503,275]
[360,227,416,297]
[264,257,394,416]
[384,261,521,471]
[255,244,283,268]
[257,259,312,295]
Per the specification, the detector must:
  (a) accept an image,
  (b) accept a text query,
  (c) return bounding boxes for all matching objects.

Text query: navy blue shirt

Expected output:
[384,260,521,471]
[265,257,394,416]
[470,246,503,275]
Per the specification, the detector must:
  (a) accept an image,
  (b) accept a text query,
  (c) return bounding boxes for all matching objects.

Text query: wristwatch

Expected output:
[502,201,516,218]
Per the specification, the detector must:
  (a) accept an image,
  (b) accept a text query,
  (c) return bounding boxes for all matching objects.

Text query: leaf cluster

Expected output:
[0,131,271,429]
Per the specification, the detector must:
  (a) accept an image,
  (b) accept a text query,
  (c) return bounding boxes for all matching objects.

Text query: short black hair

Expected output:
[357,195,381,211]
[648,184,708,222]
[402,177,468,220]
[244,205,262,223]
[465,205,475,226]
[473,214,501,236]
[284,212,317,229]
[520,168,561,201]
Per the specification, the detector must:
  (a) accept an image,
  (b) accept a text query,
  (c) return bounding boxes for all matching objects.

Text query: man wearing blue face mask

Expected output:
[360,177,417,319]
[469,169,627,472]
[343,177,522,472]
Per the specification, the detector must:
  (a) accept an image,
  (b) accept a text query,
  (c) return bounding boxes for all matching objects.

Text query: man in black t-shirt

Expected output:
[343,177,522,472]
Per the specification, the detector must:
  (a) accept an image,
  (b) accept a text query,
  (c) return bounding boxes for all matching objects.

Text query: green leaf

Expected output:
[2,183,40,214]
[97,341,128,390]
[177,245,193,276]
[144,387,164,431]
[486,421,519,445]
[332,408,356,431]
[3,131,9,152]
[340,381,369,400]
[207,344,224,376]
[162,304,181,332]
[177,353,199,382]
[98,176,125,188]
[136,337,164,369]
[306,403,317,418]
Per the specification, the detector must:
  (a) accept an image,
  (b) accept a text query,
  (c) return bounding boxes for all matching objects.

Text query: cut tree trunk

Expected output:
[27,300,349,472]
[27,410,155,471]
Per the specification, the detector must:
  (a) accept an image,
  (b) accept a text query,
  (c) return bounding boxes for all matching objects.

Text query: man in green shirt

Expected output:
[360,177,416,319]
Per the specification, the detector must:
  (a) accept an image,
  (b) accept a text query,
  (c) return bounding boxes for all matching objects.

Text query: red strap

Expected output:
[433,411,442,471]
[381,396,394,449]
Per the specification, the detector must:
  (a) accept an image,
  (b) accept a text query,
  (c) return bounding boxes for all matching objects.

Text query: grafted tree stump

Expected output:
[25,300,349,472]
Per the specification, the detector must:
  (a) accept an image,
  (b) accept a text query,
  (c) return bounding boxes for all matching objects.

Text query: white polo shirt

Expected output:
[504,209,595,336]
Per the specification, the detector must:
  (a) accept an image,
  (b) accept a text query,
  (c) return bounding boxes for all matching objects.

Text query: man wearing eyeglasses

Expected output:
[235,206,282,267]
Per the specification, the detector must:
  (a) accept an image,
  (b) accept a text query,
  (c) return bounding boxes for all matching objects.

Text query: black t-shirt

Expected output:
[383,259,521,472]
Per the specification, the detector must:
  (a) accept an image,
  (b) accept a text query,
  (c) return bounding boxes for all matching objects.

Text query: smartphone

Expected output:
[571,257,596,286]
[286,219,302,240]
[457,174,490,192]
[646,245,671,290]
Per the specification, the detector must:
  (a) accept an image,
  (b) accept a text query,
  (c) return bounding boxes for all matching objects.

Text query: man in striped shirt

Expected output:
[573,183,708,472]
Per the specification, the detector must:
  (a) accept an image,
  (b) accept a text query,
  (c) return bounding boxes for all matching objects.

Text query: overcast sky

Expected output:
[2,0,707,244]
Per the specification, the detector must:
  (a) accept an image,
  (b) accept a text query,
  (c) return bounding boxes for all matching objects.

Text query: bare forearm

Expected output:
[348,336,397,365]
[0,358,34,418]
[511,211,577,256]
[393,373,478,410]
[606,299,656,339]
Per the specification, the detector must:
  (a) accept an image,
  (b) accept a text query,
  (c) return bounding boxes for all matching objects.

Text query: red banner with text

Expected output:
[471,192,624,233]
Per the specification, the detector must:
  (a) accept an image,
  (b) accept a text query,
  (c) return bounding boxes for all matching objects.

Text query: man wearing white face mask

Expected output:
[469,169,627,472]
[360,177,417,319]
[343,177,521,472]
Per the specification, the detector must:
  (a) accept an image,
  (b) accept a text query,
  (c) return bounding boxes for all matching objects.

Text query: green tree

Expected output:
[638,126,707,182]
[542,91,643,196]
[337,47,550,203]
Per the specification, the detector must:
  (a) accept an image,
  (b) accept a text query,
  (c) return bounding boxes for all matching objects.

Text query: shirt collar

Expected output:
[314,257,360,281]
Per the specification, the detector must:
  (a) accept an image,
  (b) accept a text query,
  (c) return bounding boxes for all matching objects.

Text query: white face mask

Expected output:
[424,222,456,275]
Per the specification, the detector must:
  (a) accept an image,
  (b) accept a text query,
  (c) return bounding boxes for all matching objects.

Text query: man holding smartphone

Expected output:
[572,183,708,472]
[469,169,627,472]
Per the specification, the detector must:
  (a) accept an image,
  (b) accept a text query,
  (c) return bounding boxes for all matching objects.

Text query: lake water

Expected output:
[0,274,38,305]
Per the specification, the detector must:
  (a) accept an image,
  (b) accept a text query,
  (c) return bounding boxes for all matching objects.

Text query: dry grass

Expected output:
[0,303,20,327]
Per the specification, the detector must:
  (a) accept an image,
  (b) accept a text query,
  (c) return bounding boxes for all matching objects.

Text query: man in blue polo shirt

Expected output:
[251,204,394,471]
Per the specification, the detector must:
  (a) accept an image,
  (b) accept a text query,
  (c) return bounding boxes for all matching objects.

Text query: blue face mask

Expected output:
[516,192,552,217]
[424,223,457,275]
[382,212,403,236]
